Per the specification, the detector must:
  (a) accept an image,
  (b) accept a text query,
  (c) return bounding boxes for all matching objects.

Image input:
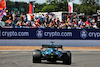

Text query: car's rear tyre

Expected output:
[62,51,71,65]
[33,50,41,63]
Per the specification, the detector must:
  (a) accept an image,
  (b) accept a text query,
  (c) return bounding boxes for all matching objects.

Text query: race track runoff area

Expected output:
[0,46,100,51]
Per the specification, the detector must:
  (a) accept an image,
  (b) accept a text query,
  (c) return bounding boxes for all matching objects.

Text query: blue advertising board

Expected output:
[0,28,100,40]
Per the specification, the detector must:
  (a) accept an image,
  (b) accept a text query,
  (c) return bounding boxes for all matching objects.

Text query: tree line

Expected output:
[6,0,100,15]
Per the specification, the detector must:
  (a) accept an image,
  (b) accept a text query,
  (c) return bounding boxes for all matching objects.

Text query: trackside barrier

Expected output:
[0,28,100,40]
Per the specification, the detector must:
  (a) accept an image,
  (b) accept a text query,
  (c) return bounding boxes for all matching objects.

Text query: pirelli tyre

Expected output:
[62,51,71,65]
[33,50,41,63]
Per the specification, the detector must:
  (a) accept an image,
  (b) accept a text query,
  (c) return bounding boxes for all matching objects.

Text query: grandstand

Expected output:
[0,12,99,29]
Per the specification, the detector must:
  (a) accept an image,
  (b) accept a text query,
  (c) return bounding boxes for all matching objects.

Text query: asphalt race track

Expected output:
[0,51,100,67]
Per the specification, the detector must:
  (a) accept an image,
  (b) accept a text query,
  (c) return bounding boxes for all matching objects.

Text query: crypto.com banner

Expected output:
[0,28,100,39]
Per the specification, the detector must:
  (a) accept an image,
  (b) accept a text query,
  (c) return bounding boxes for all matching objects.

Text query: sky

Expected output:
[11,0,81,4]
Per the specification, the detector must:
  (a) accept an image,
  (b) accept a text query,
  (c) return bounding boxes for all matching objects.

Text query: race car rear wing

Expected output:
[42,45,62,48]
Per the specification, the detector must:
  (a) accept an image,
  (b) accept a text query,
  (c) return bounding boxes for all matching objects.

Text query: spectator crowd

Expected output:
[0,12,98,29]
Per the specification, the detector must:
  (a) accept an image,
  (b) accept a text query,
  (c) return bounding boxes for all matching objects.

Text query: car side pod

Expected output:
[33,50,41,63]
[62,51,71,65]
